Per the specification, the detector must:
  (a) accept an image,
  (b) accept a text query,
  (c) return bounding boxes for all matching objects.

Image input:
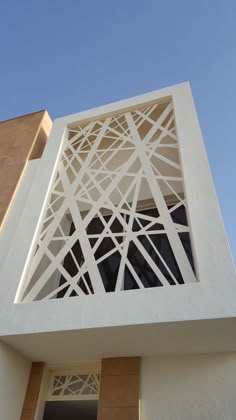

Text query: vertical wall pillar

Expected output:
[98,357,140,420]
[20,362,44,420]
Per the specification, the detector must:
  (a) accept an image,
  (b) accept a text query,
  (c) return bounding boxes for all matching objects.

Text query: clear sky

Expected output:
[0,0,235,265]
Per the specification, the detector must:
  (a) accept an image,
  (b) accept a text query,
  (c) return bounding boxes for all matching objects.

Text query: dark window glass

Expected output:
[58,206,195,296]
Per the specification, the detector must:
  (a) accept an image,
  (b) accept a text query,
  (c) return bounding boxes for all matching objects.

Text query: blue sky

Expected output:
[0,0,235,265]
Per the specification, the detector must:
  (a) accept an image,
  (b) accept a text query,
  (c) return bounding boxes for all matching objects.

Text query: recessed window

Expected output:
[20,100,197,302]
[42,370,100,419]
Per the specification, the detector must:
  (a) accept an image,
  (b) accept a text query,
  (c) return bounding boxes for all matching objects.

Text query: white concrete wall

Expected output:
[0,159,39,269]
[0,341,31,420]
[141,353,236,420]
[0,83,235,340]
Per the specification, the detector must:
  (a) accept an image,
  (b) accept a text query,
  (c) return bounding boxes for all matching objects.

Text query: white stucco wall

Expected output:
[0,159,39,269]
[141,353,236,420]
[0,341,31,420]
[0,83,235,341]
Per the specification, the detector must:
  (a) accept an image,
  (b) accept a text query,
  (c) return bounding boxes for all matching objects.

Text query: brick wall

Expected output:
[0,110,51,227]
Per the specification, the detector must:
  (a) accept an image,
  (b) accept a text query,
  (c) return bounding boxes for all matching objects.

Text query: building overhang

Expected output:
[2,317,236,364]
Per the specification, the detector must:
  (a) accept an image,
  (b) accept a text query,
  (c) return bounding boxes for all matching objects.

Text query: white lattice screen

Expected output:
[47,372,100,401]
[21,100,196,302]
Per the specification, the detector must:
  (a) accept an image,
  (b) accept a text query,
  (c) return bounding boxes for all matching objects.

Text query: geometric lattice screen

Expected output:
[21,100,196,302]
[48,372,100,401]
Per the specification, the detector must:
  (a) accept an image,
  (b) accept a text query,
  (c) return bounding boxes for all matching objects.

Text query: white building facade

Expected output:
[0,82,235,420]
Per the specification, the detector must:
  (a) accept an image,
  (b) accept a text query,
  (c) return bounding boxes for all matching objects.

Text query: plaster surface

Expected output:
[0,341,31,420]
[2,318,236,364]
[140,353,236,419]
[0,159,39,268]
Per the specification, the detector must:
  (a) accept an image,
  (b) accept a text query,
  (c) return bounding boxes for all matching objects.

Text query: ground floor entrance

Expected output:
[43,400,98,420]
[20,357,140,420]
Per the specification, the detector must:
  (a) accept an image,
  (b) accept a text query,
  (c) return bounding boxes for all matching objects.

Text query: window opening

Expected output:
[43,370,100,420]
[20,100,197,302]
[58,203,194,297]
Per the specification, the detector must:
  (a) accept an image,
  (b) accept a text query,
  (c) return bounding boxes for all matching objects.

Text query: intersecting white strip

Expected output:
[21,100,196,302]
